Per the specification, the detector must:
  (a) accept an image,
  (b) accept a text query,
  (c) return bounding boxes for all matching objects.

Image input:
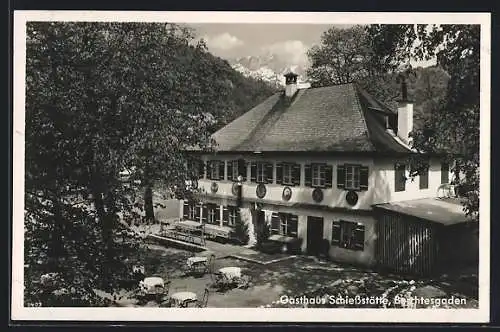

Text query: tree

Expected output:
[307,25,381,87]
[366,24,480,221]
[24,22,239,304]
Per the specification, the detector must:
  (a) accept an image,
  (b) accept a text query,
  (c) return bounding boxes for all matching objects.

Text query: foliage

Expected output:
[255,218,271,247]
[366,24,480,221]
[232,215,250,245]
[308,24,479,221]
[24,22,274,306]
[307,25,380,87]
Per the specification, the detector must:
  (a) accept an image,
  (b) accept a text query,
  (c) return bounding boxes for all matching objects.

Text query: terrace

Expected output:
[96,222,478,309]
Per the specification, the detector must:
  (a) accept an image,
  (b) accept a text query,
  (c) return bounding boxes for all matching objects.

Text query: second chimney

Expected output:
[284,72,298,98]
[397,79,413,144]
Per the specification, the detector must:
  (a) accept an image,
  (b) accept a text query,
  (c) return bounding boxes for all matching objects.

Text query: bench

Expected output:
[162,230,205,246]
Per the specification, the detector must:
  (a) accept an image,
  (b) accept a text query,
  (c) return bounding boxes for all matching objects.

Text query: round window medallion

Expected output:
[312,188,323,203]
[231,182,240,196]
[256,183,267,199]
[346,190,359,206]
[211,182,218,193]
[282,186,292,201]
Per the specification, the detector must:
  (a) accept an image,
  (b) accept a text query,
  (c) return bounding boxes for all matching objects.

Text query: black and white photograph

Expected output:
[11,11,490,323]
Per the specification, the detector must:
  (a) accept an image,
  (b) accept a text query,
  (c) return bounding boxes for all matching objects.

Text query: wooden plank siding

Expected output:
[375,210,440,276]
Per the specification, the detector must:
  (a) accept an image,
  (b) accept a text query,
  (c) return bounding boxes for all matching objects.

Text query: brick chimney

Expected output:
[284,72,298,98]
[397,79,413,144]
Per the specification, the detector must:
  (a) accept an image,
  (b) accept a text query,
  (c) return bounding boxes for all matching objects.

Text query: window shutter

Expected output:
[292,164,301,186]
[237,159,247,181]
[276,163,283,185]
[354,224,365,250]
[360,166,369,191]
[270,212,280,235]
[304,164,312,187]
[194,204,201,221]
[337,165,345,189]
[395,164,406,192]
[419,165,429,189]
[215,205,221,222]
[227,161,233,181]
[183,201,189,219]
[325,165,333,188]
[201,204,207,223]
[331,221,341,246]
[198,161,205,179]
[265,163,274,184]
[218,161,225,181]
[289,214,299,237]
[206,161,212,180]
[250,162,257,182]
[222,206,229,226]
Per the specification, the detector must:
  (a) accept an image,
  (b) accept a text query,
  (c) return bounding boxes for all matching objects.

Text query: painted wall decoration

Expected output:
[346,190,359,206]
[232,182,239,196]
[211,182,218,193]
[256,183,267,199]
[282,186,292,201]
[312,188,323,203]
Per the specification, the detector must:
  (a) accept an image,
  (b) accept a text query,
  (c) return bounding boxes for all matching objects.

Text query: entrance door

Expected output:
[307,216,324,256]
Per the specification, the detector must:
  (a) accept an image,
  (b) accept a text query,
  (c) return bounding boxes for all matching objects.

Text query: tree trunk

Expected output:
[144,184,155,223]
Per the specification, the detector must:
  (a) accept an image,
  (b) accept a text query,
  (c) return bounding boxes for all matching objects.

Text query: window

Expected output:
[210,161,220,180]
[441,163,449,184]
[419,165,429,189]
[395,163,406,192]
[256,163,266,183]
[183,201,199,221]
[283,164,293,185]
[276,163,301,186]
[231,160,239,181]
[251,162,273,183]
[345,165,360,190]
[312,164,326,187]
[337,165,368,191]
[305,164,332,188]
[228,207,239,227]
[270,213,298,237]
[207,204,219,225]
[331,220,365,251]
[227,159,246,181]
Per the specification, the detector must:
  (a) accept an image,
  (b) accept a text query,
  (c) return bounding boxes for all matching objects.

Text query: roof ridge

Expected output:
[351,84,375,151]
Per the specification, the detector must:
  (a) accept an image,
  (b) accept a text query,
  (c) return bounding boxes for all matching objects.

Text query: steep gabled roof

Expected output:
[211,82,412,153]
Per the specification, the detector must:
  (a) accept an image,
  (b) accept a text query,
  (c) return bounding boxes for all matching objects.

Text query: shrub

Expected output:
[233,217,250,245]
[256,220,271,248]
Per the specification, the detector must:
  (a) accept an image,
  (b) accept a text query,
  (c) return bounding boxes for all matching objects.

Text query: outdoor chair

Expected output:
[195,288,210,308]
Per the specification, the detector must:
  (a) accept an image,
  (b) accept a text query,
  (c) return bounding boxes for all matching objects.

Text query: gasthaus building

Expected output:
[180,72,477,276]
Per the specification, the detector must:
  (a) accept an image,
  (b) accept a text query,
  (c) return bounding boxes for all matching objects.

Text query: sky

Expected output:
[186,23,436,69]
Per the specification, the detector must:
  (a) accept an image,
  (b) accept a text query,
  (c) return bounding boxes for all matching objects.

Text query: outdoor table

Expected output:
[170,291,197,307]
[140,277,165,295]
[218,267,242,280]
[187,256,208,269]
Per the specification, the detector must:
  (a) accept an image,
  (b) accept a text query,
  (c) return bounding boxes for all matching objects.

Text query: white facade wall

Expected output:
[179,153,453,267]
